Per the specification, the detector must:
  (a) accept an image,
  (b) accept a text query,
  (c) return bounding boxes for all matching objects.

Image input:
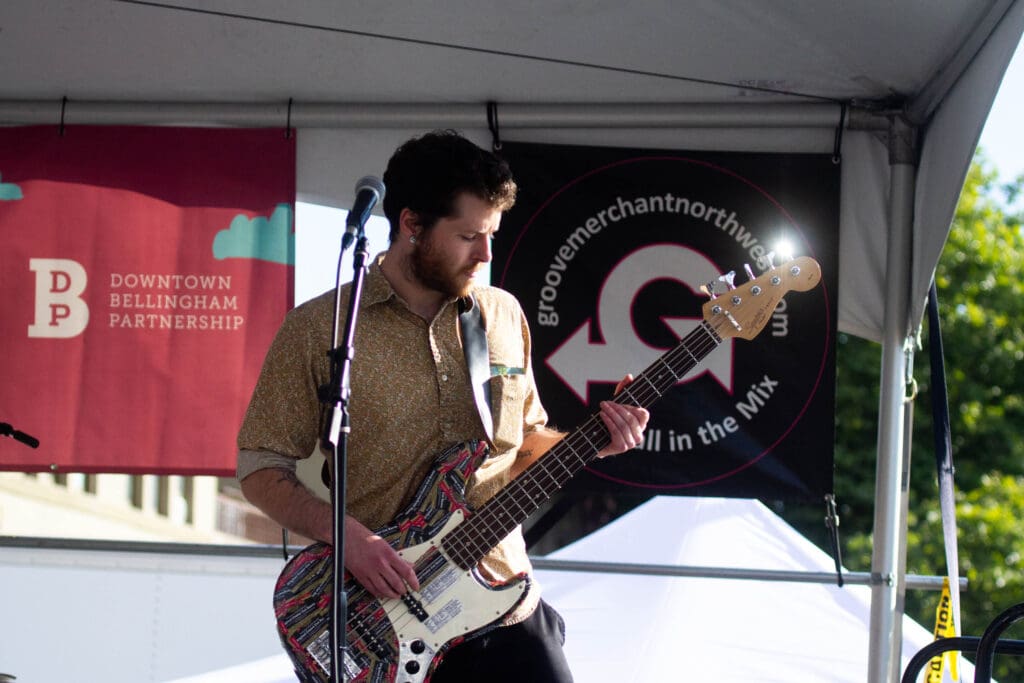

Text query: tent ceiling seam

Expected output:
[112,0,848,105]
[0,99,893,131]
[907,0,1018,123]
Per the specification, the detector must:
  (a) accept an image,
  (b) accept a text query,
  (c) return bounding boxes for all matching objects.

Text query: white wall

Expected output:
[0,543,291,682]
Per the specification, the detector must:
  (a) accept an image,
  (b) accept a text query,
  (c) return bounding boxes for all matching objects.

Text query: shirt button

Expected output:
[441,374,449,381]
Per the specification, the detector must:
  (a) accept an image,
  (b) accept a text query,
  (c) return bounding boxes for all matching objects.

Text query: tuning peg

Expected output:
[718,271,736,290]
[742,264,765,294]
[700,282,717,299]
[764,251,776,269]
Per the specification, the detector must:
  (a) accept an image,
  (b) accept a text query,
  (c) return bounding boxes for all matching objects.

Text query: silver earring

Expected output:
[410,235,417,245]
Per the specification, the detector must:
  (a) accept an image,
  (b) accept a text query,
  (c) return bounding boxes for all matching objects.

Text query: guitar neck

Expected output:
[441,320,722,569]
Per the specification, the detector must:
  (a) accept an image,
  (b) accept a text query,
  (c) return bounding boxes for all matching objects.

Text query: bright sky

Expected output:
[293,204,391,304]
[979,37,1024,181]
[295,36,1024,305]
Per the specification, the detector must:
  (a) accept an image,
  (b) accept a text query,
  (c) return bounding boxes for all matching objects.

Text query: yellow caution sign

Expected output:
[927,578,959,682]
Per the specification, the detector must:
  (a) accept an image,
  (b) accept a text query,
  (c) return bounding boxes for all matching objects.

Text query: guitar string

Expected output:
[338,542,455,661]
[446,321,724,564]
[337,488,460,657]
[282,555,392,670]
[403,268,802,631]
[345,444,489,652]
[347,521,459,647]
[303,304,766,667]
[337,446,484,659]
[449,322,723,562]
[339,319,728,649]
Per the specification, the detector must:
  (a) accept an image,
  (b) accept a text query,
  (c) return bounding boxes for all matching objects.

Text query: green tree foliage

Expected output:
[933,163,1024,486]
[829,153,1024,677]
[911,475,1024,629]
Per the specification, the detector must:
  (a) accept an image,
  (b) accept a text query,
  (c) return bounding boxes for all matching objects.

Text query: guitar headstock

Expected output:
[701,256,821,340]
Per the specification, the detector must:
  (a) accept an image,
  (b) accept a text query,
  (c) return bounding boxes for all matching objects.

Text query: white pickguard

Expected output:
[381,509,528,683]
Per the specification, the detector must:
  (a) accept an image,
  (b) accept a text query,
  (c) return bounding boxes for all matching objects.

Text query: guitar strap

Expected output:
[459,294,494,443]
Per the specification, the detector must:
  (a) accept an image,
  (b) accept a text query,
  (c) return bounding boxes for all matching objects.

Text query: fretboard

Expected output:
[441,319,723,569]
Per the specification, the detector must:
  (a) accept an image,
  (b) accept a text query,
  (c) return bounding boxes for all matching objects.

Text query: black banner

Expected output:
[493,141,838,501]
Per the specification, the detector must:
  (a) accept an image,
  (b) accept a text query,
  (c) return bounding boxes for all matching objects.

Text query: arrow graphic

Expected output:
[546,243,734,404]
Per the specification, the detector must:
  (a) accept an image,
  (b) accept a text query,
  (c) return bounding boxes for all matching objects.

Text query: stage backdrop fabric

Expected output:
[493,141,838,501]
[0,126,295,475]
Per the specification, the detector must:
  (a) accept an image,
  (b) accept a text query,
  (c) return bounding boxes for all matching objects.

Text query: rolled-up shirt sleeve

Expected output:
[236,294,332,479]
[236,448,297,481]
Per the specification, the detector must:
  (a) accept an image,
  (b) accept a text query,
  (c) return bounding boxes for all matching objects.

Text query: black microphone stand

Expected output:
[320,226,372,683]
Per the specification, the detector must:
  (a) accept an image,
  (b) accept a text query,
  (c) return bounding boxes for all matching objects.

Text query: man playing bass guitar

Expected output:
[237,130,649,682]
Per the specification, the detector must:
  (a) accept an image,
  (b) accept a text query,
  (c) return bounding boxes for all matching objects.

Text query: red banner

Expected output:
[0,126,295,475]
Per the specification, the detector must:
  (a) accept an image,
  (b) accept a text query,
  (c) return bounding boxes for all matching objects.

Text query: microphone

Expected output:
[0,422,39,449]
[342,175,385,250]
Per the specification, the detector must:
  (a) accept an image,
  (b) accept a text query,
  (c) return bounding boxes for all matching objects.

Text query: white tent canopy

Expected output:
[2,2,1023,680]
[2,0,1021,342]
[537,496,968,682]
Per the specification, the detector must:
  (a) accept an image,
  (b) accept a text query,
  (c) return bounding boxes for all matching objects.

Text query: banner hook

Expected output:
[59,96,68,137]
[904,332,920,402]
[832,102,848,165]
[824,494,844,587]
[486,101,502,152]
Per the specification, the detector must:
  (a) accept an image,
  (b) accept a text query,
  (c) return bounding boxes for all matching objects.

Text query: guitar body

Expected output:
[274,440,530,683]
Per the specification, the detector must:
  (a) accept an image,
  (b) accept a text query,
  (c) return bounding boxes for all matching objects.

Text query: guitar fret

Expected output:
[553,453,575,478]
[657,356,681,380]
[506,490,531,517]
[445,308,734,569]
[527,483,550,504]
[516,483,540,509]
[454,527,480,566]
[678,342,700,368]
[563,446,588,475]
[565,437,595,465]
[553,462,573,488]
[444,534,469,568]
[486,510,509,546]
[535,461,561,491]
[702,320,722,344]
[639,373,662,397]
[524,480,549,504]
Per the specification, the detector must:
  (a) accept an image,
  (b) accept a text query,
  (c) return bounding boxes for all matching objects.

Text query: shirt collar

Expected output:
[361,252,396,308]
[363,251,472,313]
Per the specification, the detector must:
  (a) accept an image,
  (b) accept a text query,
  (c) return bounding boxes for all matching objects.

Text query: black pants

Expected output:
[430,600,574,683]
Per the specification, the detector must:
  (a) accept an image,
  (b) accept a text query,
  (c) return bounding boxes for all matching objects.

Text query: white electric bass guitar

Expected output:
[273,256,822,682]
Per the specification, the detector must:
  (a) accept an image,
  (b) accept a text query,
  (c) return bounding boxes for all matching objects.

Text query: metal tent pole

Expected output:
[866,114,919,683]
[0,99,863,130]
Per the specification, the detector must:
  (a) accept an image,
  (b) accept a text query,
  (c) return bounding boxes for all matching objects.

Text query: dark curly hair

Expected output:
[382,130,517,240]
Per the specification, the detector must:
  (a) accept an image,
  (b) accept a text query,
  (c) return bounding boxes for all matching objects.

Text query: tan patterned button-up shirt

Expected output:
[238,254,548,621]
